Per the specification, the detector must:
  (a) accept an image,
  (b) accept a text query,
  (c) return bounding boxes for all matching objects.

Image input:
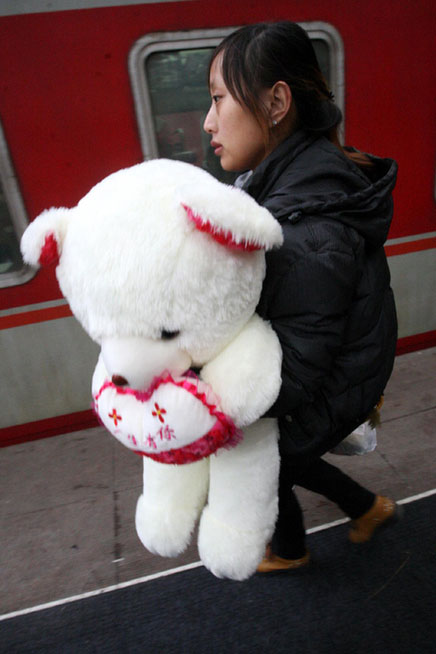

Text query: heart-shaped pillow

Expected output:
[93,373,242,464]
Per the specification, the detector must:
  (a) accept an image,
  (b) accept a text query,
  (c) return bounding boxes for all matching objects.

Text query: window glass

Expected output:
[139,32,337,184]
[313,40,330,84]
[146,47,234,183]
[0,180,23,275]
[0,123,32,287]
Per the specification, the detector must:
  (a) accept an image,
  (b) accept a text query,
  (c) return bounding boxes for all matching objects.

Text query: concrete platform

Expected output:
[1,347,435,616]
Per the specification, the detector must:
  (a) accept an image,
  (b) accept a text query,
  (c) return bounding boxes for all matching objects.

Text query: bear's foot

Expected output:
[135,493,198,557]
[198,506,269,581]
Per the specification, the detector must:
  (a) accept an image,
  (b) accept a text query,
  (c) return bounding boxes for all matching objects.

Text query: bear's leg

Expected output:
[135,456,209,557]
[198,419,279,580]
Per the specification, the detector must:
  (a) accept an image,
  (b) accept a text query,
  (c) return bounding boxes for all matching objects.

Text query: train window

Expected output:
[145,48,228,181]
[0,121,33,287]
[129,23,344,182]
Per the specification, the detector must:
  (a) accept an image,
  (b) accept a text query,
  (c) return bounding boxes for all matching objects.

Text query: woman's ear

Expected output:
[269,81,292,126]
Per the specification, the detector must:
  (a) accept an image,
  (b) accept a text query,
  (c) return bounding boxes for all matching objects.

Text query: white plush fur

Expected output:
[201,314,283,428]
[21,159,284,581]
[198,420,280,580]
[136,458,209,557]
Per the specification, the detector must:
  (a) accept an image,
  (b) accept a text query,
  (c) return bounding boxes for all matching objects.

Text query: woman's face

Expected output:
[203,56,269,172]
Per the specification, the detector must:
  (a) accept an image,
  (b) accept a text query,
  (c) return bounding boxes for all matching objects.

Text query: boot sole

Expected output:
[256,552,311,574]
[349,502,404,544]
[256,562,311,575]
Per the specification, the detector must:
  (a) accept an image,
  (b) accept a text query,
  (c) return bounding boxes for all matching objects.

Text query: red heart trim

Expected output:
[93,371,242,464]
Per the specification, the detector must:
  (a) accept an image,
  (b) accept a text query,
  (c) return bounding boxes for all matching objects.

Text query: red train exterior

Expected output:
[1,0,435,446]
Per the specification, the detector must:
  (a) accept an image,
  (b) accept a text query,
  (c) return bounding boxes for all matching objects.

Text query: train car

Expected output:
[0,0,435,447]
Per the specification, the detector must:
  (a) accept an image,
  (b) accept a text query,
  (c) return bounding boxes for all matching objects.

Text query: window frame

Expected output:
[128,22,345,162]
[0,120,34,288]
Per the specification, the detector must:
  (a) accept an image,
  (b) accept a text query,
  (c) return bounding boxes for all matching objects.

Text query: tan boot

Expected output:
[257,550,310,573]
[349,495,402,543]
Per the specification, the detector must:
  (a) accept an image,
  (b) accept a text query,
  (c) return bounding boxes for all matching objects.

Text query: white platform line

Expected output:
[1,487,435,623]
[0,561,204,622]
[305,487,436,534]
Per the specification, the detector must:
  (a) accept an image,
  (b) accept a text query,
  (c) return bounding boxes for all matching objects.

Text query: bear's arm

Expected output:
[200,314,282,428]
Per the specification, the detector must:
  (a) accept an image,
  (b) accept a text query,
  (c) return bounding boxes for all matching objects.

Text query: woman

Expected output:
[204,21,401,572]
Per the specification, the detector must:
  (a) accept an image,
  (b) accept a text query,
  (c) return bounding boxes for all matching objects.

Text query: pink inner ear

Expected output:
[39,233,60,266]
[182,203,261,252]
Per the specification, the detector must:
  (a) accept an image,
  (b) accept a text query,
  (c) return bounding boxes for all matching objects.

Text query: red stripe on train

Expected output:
[396,329,436,355]
[0,410,98,447]
[385,236,436,257]
[0,305,73,330]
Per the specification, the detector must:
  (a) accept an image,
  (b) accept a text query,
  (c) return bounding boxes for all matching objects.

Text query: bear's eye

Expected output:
[161,330,180,341]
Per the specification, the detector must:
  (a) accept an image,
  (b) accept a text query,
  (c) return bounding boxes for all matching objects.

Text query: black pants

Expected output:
[271,455,376,558]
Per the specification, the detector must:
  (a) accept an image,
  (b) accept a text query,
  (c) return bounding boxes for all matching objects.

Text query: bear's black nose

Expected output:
[112,374,128,387]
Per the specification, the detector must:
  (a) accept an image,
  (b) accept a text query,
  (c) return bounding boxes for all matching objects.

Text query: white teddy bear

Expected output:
[21,159,283,580]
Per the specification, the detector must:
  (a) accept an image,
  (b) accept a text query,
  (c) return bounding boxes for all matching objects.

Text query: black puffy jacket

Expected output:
[241,130,398,457]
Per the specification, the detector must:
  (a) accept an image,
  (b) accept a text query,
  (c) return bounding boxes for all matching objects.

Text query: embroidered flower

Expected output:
[152,402,167,423]
[108,409,122,426]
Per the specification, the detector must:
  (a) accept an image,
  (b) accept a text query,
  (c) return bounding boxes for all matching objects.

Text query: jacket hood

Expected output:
[241,131,398,249]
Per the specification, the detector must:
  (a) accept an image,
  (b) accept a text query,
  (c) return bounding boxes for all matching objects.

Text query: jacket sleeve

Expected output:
[261,232,359,418]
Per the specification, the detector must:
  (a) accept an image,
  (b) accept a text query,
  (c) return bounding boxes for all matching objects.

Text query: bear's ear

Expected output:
[179,181,283,252]
[20,207,72,267]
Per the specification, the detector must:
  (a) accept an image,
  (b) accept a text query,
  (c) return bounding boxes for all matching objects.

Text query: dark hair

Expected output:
[210,22,371,168]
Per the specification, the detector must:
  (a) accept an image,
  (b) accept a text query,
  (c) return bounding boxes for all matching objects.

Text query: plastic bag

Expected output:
[330,420,377,456]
